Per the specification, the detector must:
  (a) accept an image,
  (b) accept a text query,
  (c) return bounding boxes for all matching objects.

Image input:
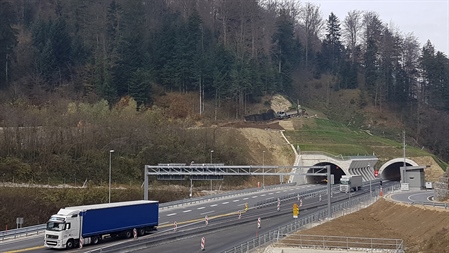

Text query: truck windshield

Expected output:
[46,221,65,231]
[340,180,349,185]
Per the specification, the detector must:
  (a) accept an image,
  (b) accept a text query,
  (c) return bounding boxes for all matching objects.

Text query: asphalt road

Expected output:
[130,187,373,253]
[1,184,325,253]
[390,190,434,203]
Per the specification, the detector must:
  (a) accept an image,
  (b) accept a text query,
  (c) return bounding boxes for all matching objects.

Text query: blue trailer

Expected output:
[44,200,159,249]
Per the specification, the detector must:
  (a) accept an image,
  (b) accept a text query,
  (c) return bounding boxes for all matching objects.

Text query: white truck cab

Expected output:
[44,209,81,249]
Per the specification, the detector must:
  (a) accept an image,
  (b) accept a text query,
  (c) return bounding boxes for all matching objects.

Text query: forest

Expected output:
[0,0,448,184]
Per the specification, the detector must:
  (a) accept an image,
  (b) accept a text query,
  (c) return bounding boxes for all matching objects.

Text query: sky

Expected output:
[305,0,449,56]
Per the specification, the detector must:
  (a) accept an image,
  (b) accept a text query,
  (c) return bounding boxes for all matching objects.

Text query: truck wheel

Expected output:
[66,239,74,249]
[92,236,100,245]
[138,228,145,236]
[124,230,132,238]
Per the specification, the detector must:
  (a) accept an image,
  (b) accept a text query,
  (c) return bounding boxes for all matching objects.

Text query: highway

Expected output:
[1,183,328,253]
[131,183,383,253]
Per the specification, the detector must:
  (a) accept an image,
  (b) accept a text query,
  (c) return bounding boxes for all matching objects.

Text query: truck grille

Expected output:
[46,234,58,239]
[46,240,57,246]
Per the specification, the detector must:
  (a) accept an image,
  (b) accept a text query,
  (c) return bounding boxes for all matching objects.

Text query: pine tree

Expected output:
[323,12,343,75]
[0,1,18,89]
[271,8,300,92]
[129,68,152,107]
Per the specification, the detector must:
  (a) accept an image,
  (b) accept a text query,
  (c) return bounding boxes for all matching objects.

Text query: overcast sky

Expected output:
[305,0,449,56]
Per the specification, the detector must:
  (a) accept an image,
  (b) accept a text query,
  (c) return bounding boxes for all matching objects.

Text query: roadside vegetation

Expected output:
[0,185,191,229]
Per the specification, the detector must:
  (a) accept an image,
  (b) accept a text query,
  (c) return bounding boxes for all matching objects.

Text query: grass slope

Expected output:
[285,117,432,160]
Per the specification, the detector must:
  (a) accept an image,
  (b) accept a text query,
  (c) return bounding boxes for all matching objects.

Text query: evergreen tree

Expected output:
[153,11,181,90]
[129,68,152,107]
[176,9,202,92]
[32,17,73,87]
[0,0,18,89]
[271,8,300,92]
[322,12,343,75]
[113,0,148,97]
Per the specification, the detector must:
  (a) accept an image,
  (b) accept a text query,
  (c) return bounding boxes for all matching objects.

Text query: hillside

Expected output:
[232,111,447,252]
[237,94,445,181]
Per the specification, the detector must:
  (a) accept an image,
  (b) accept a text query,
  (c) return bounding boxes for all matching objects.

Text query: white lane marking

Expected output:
[252,196,258,198]
[233,200,240,202]
[266,197,274,200]
[268,193,274,195]
[261,194,266,196]
[183,210,192,213]
[243,198,249,200]
[222,202,229,204]
[276,191,280,193]
[167,213,176,216]
[201,211,215,215]
[237,203,246,206]
[408,192,434,202]
[210,204,218,207]
[197,207,205,210]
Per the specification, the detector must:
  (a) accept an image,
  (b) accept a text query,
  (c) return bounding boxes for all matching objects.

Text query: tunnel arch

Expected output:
[379,158,419,181]
[306,162,346,184]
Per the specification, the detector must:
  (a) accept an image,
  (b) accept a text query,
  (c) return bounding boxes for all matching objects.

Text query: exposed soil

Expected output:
[276,198,449,253]
[222,121,285,130]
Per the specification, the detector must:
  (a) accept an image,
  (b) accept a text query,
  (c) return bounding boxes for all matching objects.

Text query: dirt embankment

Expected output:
[287,198,449,253]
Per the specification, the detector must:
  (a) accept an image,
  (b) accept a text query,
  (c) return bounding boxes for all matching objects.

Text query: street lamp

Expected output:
[109,150,114,203]
[262,151,265,188]
[368,163,372,197]
[210,150,214,191]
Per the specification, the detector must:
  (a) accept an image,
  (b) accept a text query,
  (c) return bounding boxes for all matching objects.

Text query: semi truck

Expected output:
[340,175,363,192]
[44,200,159,249]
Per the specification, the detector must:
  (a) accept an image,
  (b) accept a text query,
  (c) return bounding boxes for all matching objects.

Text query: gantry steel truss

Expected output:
[143,163,332,218]
[146,164,329,175]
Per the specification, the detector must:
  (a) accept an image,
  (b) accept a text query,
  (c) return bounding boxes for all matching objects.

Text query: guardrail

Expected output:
[0,183,297,241]
[222,184,403,253]
[276,234,404,252]
[0,224,46,241]
[408,200,449,209]
[299,151,377,161]
[159,183,297,210]
[254,186,339,209]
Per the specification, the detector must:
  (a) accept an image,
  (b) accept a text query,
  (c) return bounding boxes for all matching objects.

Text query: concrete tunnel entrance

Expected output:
[306,162,346,184]
[381,162,413,181]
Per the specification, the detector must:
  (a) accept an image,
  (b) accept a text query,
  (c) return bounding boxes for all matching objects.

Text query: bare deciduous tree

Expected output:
[343,10,363,63]
[299,2,323,67]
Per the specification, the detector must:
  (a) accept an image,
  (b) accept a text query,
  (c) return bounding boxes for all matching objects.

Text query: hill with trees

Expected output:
[0,0,448,183]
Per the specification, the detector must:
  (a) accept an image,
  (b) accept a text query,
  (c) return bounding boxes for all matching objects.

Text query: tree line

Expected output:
[0,0,448,161]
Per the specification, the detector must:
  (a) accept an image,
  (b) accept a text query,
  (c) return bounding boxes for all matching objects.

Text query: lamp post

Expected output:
[109,150,114,203]
[262,151,265,189]
[210,150,214,191]
[368,163,372,197]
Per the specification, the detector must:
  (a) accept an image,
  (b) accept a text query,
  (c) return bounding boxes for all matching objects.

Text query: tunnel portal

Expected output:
[306,162,346,184]
[381,162,413,181]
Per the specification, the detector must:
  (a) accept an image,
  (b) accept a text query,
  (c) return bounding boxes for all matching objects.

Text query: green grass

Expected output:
[286,118,431,159]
